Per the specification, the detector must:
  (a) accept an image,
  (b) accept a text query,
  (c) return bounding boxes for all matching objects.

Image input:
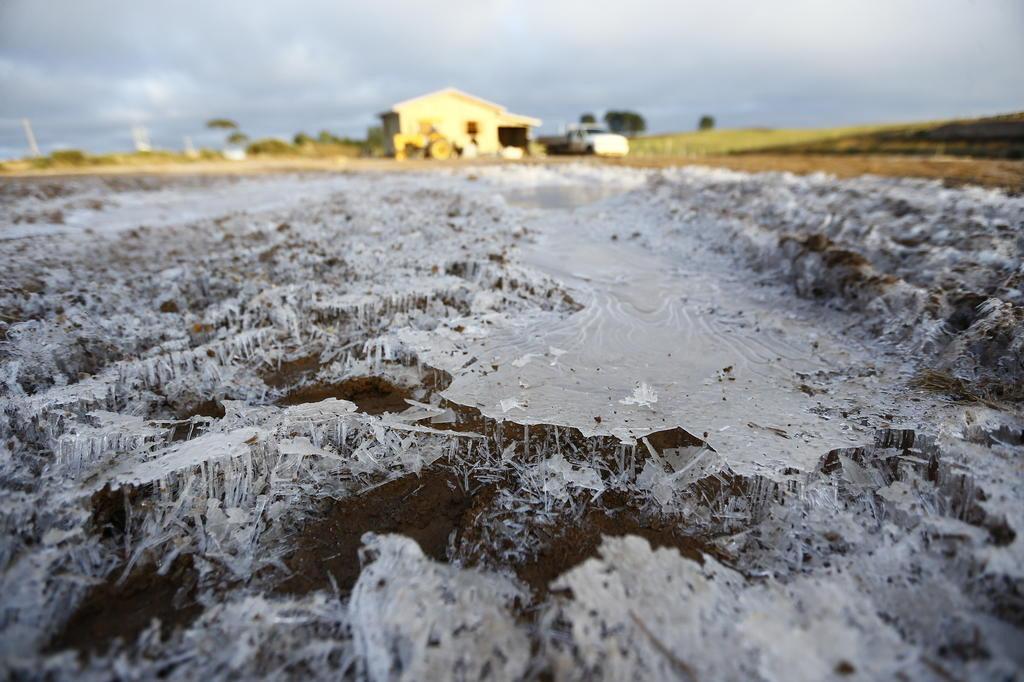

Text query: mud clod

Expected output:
[171,399,226,440]
[511,498,710,599]
[278,375,411,414]
[48,554,201,657]
[90,484,139,538]
[262,355,322,389]
[275,469,472,595]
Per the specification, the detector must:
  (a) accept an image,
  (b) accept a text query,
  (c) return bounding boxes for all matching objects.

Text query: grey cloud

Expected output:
[1,0,1022,157]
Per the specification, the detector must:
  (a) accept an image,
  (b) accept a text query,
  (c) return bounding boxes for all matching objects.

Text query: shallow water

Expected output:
[447,184,871,477]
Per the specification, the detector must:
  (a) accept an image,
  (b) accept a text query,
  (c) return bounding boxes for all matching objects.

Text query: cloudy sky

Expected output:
[1,0,1022,158]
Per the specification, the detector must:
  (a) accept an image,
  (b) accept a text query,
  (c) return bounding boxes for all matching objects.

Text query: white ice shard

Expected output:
[282,397,358,420]
[107,427,263,486]
[538,453,605,500]
[546,535,907,682]
[277,436,343,460]
[499,396,527,412]
[349,533,529,682]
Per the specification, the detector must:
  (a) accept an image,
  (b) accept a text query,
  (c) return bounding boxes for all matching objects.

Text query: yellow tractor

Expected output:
[393,120,454,161]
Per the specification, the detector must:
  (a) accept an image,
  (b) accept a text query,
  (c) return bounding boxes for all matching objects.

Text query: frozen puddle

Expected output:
[501,183,628,211]
[445,182,878,478]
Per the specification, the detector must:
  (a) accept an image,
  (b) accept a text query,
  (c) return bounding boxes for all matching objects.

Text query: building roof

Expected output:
[387,87,541,127]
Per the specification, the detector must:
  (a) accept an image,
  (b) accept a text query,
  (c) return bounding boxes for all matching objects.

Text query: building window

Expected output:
[466,121,479,135]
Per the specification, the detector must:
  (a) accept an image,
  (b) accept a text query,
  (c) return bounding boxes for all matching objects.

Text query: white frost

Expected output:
[619,382,659,408]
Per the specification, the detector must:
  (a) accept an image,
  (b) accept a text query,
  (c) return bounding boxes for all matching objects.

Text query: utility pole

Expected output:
[21,118,40,157]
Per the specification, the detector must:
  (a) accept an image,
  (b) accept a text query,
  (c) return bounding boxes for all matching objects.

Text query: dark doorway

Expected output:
[498,126,528,149]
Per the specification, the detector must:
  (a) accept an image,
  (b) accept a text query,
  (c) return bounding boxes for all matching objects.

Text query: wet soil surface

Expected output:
[277,375,412,414]
[275,469,473,595]
[508,496,712,600]
[275,462,716,604]
[261,355,321,389]
[48,554,201,657]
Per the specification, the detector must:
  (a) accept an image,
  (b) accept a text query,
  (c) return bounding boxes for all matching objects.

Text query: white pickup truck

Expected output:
[540,124,630,157]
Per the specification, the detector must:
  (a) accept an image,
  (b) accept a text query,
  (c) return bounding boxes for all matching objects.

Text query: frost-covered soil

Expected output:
[1,166,1022,680]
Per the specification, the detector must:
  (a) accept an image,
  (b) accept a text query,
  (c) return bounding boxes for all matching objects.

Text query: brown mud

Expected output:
[278,375,412,414]
[498,494,713,599]
[275,464,720,604]
[47,554,201,657]
[274,469,473,595]
[171,399,226,441]
[261,354,321,389]
[90,484,144,538]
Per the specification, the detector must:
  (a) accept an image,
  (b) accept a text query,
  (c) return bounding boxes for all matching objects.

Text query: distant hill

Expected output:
[630,113,1024,159]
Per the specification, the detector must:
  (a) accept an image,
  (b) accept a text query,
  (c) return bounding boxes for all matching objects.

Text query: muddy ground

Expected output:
[0,164,1022,680]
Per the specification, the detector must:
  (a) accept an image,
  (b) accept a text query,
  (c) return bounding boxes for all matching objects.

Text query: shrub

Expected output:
[699,115,715,131]
[246,138,295,155]
[50,149,89,165]
[362,127,386,157]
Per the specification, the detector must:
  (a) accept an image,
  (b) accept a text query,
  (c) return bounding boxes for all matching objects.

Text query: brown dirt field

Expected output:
[3,154,1022,193]
[601,154,1024,193]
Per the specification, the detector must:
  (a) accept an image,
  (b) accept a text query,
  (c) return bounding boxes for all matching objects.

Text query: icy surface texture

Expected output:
[545,535,908,681]
[350,533,528,681]
[640,166,1024,396]
[0,165,1021,679]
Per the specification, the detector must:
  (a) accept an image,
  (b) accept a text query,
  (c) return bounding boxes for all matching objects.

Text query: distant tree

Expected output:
[318,130,345,145]
[293,132,313,146]
[628,112,647,135]
[208,119,245,148]
[698,115,715,131]
[363,126,386,156]
[603,110,646,136]
[206,118,239,130]
[580,113,597,124]
[247,138,294,155]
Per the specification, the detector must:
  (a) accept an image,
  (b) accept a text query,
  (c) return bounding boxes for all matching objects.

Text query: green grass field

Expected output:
[629,112,1024,159]
[629,123,906,156]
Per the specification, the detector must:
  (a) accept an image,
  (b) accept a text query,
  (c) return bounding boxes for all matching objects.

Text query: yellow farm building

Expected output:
[380,88,541,159]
